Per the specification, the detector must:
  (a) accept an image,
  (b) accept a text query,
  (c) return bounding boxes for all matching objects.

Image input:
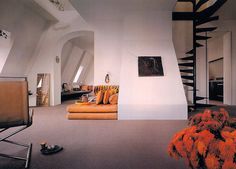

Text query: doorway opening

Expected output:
[36,73,50,106]
[60,31,94,102]
[207,32,232,106]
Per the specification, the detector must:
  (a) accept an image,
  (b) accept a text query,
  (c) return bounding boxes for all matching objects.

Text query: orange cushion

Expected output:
[103,90,110,104]
[96,90,104,104]
[109,93,118,105]
[67,103,118,113]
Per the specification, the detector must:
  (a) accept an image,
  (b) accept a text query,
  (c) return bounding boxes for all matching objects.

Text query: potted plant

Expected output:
[168,109,236,169]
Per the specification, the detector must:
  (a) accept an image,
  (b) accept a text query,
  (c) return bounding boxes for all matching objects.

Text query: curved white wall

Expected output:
[118,11,187,119]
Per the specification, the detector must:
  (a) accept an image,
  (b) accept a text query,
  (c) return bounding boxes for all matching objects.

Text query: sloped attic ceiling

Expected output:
[69,34,94,55]
[0,0,51,75]
[69,0,177,21]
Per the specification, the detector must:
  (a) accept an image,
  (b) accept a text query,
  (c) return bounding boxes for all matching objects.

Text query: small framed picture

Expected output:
[138,56,164,77]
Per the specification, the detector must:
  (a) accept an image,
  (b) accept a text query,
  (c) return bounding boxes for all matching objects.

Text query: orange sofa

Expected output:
[66,103,117,120]
[66,85,119,120]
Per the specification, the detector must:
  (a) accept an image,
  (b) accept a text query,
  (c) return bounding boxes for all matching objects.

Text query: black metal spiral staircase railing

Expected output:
[173,0,227,110]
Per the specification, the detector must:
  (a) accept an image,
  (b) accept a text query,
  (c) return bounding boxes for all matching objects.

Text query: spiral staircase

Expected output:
[173,0,227,110]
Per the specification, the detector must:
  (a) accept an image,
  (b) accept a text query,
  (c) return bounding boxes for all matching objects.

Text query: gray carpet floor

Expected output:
[1,101,235,169]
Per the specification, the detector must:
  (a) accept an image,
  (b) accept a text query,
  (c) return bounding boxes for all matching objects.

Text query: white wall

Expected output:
[223,32,232,105]
[118,11,187,119]
[173,21,193,102]
[94,20,123,85]
[173,21,193,59]
[0,31,13,73]
[208,37,223,62]
[62,46,84,83]
[0,0,48,75]
[61,41,73,74]
[207,36,224,96]
[195,45,207,104]
[216,20,236,104]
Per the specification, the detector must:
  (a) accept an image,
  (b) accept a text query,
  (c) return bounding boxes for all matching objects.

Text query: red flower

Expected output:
[174,140,187,158]
[167,109,235,169]
[198,120,222,131]
[189,113,203,126]
[196,140,207,157]
[222,161,236,169]
[208,139,221,157]
[197,130,215,147]
[222,126,235,132]
[205,154,220,169]
[167,143,180,160]
[183,134,194,153]
[213,109,229,124]
[219,139,235,161]
[189,149,199,168]
[202,109,213,121]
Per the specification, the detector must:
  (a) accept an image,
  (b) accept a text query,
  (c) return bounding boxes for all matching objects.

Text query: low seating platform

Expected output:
[66,103,117,120]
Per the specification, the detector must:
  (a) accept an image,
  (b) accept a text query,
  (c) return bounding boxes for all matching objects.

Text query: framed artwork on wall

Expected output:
[138,56,164,77]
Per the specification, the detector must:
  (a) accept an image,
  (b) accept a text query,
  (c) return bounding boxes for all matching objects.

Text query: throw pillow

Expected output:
[103,90,110,104]
[96,90,104,104]
[109,93,118,105]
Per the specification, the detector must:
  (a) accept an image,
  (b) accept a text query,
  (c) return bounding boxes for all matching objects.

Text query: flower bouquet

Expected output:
[168,109,236,169]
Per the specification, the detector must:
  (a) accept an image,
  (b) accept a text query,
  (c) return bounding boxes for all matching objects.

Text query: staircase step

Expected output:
[195,103,214,108]
[183,83,194,87]
[195,0,209,11]
[172,12,194,21]
[196,27,217,33]
[179,56,194,61]
[196,0,227,19]
[180,69,194,73]
[196,35,211,40]
[196,96,207,101]
[196,42,204,47]
[196,16,219,26]
[186,49,194,54]
[179,62,194,67]
[181,75,194,80]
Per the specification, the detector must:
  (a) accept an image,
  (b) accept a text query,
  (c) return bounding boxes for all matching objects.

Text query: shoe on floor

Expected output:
[40,142,63,155]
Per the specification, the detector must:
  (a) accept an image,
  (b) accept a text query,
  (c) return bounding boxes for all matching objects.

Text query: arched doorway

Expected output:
[58,31,94,102]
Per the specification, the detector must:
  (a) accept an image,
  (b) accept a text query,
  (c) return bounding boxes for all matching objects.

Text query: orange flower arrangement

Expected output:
[168,109,236,169]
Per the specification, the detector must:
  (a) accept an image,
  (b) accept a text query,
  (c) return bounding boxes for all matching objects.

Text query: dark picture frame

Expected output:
[138,56,164,77]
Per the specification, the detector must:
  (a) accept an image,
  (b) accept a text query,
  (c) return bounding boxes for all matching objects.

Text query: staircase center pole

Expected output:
[193,0,197,107]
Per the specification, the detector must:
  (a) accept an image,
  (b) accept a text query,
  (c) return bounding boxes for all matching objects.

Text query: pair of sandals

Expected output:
[40,142,63,155]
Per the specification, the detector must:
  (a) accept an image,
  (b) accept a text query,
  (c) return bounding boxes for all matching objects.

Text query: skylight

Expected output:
[37,78,43,88]
[0,30,11,73]
[73,66,84,83]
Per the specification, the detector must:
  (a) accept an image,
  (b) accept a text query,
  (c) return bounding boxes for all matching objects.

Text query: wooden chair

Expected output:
[0,77,33,168]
